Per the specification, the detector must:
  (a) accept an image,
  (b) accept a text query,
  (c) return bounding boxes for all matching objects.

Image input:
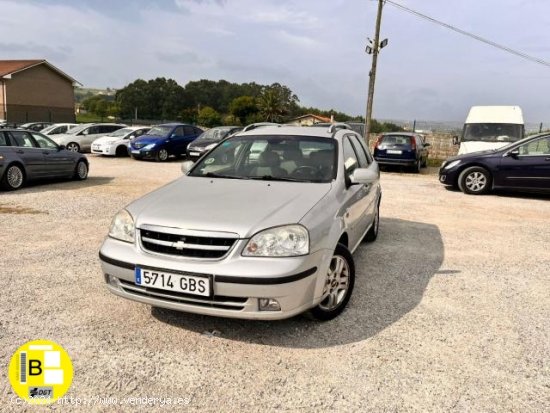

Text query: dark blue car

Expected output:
[439,133,550,194]
[373,132,430,173]
[129,123,203,161]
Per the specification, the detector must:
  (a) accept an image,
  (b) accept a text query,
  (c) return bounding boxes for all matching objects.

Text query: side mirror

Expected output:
[506,149,520,158]
[350,167,379,186]
[424,142,431,147]
[58,144,66,151]
[181,160,194,174]
[452,136,459,145]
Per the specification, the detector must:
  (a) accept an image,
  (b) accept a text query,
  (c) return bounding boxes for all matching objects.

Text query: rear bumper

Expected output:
[374,157,417,166]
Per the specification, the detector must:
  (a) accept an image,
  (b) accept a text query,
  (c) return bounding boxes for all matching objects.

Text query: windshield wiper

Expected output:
[203,172,249,180]
[249,175,307,182]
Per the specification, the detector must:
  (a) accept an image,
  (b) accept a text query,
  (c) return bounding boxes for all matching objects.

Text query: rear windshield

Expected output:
[381,135,413,145]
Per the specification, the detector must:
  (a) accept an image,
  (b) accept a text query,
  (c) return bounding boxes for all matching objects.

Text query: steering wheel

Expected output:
[292,166,318,178]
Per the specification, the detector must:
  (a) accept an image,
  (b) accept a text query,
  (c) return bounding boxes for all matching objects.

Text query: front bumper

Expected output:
[99,237,331,320]
[438,167,459,186]
[91,145,116,156]
[129,149,157,159]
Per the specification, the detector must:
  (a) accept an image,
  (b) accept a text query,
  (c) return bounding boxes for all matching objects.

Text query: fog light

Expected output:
[107,274,118,287]
[259,298,281,311]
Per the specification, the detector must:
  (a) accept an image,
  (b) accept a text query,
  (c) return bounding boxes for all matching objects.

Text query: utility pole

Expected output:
[364,0,386,145]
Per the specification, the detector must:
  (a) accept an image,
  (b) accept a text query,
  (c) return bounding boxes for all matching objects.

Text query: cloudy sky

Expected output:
[1,0,549,122]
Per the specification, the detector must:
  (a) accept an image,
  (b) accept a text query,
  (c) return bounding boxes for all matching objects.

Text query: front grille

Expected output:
[140,229,237,259]
[119,279,247,310]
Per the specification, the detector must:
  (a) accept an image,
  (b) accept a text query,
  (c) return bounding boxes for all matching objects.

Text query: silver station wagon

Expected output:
[99,124,382,320]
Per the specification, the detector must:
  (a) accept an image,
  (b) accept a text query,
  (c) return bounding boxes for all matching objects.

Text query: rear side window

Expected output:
[0,132,8,146]
[9,131,36,148]
[173,126,185,136]
[183,126,196,136]
[100,125,120,133]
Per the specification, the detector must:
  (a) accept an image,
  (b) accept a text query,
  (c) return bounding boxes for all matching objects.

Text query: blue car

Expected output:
[373,132,430,173]
[439,133,550,194]
[128,123,203,161]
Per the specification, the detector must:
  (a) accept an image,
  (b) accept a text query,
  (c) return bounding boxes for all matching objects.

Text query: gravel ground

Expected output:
[0,156,548,412]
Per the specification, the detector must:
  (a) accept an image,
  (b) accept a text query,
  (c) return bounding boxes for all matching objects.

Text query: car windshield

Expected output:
[67,124,92,135]
[107,128,133,137]
[462,123,523,143]
[146,125,172,137]
[194,128,233,143]
[189,135,337,183]
[40,124,57,134]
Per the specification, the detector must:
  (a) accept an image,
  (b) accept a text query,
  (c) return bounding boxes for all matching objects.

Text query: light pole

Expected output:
[364,0,388,145]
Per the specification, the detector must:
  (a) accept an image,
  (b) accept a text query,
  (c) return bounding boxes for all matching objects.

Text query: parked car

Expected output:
[51,123,126,153]
[0,129,88,191]
[91,126,150,157]
[373,132,430,172]
[186,126,242,161]
[40,123,78,136]
[19,122,53,132]
[128,123,202,161]
[439,133,550,194]
[99,124,381,320]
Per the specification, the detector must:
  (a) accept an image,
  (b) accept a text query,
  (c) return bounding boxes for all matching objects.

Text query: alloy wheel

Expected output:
[318,255,350,311]
[465,171,487,192]
[7,166,24,189]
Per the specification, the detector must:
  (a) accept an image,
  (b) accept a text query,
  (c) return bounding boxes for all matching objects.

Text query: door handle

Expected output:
[545,157,550,161]
[43,151,50,155]
[15,149,24,154]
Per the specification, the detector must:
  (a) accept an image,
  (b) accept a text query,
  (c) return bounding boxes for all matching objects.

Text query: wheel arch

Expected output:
[453,162,493,187]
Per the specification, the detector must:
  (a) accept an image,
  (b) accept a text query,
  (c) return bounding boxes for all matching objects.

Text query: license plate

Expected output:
[131,150,141,154]
[135,267,210,297]
[190,152,200,156]
[387,149,402,155]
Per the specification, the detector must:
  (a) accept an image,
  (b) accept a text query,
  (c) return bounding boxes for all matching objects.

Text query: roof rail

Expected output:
[242,122,280,132]
[328,123,351,134]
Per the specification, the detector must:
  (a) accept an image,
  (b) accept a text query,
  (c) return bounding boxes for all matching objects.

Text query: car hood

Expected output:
[129,177,332,238]
[132,135,166,146]
[445,148,499,163]
[93,136,120,144]
[188,140,218,150]
[457,141,511,155]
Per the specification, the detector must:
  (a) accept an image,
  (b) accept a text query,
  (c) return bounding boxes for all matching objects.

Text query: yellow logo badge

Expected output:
[9,339,73,405]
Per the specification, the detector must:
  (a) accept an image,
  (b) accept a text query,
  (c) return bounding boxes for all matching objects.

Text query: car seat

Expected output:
[250,150,287,177]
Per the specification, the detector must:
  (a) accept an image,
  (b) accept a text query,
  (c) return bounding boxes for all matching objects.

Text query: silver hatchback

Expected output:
[99,125,381,320]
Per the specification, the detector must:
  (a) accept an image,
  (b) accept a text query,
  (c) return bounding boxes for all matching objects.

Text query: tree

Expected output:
[257,83,299,122]
[229,96,257,125]
[198,106,221,128]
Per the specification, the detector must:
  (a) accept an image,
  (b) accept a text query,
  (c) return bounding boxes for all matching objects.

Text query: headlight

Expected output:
[143,144,156,150]
[243,225,309,257]
[443,160,461,170]
[108,209,135,243]
[205,143,217,150]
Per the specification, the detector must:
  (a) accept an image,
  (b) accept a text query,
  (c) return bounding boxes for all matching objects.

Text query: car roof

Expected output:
[237,125,356,139]
[380,132,418,136]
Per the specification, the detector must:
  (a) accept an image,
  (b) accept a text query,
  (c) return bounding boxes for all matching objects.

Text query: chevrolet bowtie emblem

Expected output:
[173,241,187,250]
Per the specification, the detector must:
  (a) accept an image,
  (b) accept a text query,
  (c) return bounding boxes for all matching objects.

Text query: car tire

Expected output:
[458,166,492,195]
[156,149,169,162]
[364,199,380,242]
[421,157,428,168]
[73,160,88,180]
[1,164,25,190]
[411,159,421,173]
[309,243,355,321]
[66,142,80,152]
[115,146,128,157]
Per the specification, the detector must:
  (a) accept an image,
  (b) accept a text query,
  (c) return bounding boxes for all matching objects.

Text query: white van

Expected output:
[454,106,524,154]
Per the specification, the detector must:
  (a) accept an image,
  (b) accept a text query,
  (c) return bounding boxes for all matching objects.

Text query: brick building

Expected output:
[0,60,80,123]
